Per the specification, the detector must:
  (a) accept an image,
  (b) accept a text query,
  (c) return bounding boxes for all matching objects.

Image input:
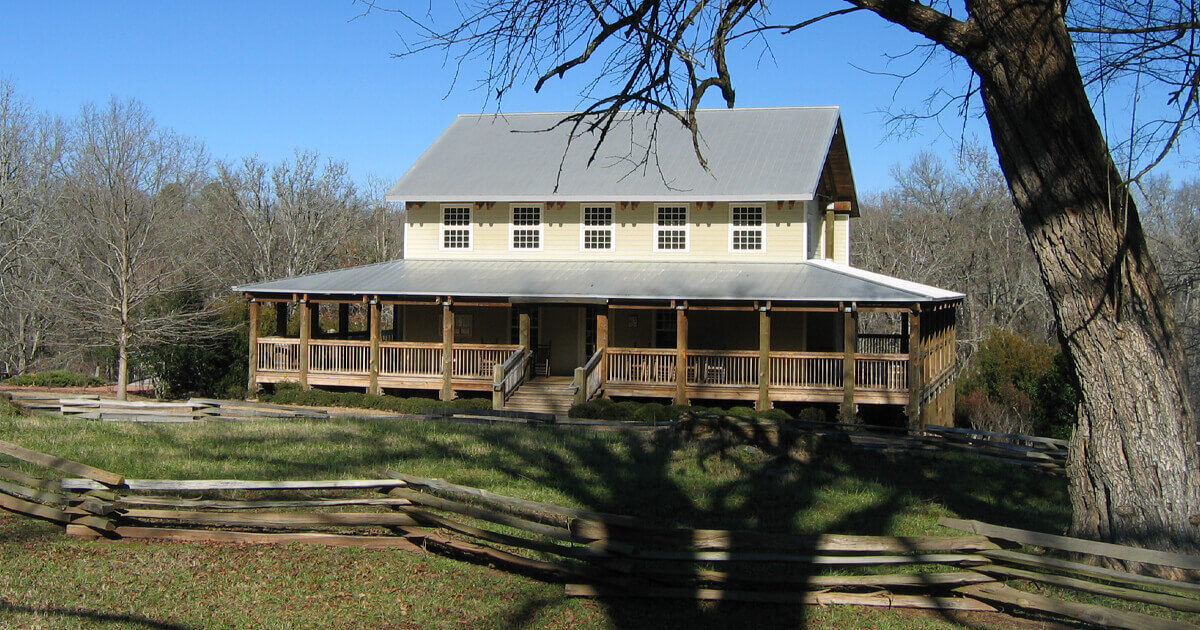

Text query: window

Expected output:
[730,205,765,251]
[655,205,688,251]
[510,204,542,250]
[581,205,614,250]
[440,205,472,250]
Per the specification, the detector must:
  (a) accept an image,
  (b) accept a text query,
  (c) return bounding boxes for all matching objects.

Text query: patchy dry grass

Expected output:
[0,412,1080,629]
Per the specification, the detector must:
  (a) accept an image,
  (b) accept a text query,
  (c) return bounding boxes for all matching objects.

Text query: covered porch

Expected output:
[235,259,962,426]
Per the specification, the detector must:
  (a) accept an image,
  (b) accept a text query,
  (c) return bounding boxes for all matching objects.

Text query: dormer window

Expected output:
[655,205,689,251]
[731,205,765,251]
[581,205,614,250]
[440,205,472,250]
[510,204,543,250]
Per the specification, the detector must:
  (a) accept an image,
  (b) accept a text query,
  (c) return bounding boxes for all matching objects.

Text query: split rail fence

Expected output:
[6,392,328,421]
[0,437,1194,628]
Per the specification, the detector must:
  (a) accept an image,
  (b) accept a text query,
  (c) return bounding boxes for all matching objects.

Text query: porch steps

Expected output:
[502,378,577,418]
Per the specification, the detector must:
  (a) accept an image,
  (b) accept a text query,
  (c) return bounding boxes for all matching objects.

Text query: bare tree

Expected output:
[0,82,66,376]
[857,146,1053,351]
[1142,176,1200,409]
[202,151,368,284]
[377,0,1200,559]
[53,99,209,400]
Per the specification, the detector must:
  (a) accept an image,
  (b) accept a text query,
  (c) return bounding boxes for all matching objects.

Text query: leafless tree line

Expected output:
[0,83,404,398]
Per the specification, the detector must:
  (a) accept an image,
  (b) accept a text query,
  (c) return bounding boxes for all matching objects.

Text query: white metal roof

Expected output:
[234,259,963,304]
[386,107,845,203]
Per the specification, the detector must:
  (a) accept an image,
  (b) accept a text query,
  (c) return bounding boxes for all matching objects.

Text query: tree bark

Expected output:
[959,0,1200,563]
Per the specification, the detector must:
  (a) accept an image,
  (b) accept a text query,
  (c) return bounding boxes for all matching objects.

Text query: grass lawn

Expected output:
[0,412,1091,628]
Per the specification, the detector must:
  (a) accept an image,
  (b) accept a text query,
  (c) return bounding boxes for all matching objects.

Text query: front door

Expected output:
[540,306,584,376]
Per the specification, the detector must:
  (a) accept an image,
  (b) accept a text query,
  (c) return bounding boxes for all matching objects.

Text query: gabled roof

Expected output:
[234,259,962,304]
[386,107,857,209]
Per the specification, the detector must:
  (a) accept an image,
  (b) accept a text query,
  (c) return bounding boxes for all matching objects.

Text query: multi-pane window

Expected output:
[441,205,472,250]
[731,205,764,251]
[655,205,688,251]
[510,205,542,250]
[581,205,614,250]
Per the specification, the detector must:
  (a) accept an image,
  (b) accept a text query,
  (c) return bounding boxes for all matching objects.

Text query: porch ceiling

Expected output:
[234,259,963,304]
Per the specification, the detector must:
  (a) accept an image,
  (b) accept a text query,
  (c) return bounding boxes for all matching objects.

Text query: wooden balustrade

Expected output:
[308,340,371,375]
[857,334,904,354]
[770,352,844,389]
[380,343,443,377]
[583,350,604,399]
[258,338,910,398]
[606,348,677,385]
[686,350,758,386]
[855,355,909,391]
[257,338,301,372]
[495,348,530,407]
[452,344,521,379]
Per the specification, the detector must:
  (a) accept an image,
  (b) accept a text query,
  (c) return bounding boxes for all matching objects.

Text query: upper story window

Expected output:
[730,205,765,251]
[440,205,472,250]
[510,204,543,250]
[655,205,689,251]
[581,205,614,250]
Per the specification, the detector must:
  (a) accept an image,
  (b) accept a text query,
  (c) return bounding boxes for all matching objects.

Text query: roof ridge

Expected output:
[455,106,840,119]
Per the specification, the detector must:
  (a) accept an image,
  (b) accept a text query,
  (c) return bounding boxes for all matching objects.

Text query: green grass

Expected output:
[0,412,1093,628]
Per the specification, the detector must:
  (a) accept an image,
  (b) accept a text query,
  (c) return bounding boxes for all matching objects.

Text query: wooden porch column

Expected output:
[518,311,531,349]
[675,305,688,405]
[368,299,381,396]
[275,302,288,337]
[907,305,923,429]
[824,209,836,259]
[841,303,857,422]
[757,306,771,411]
[596,308,609,387]
[440,301,455,401]
[298,300,311,390]
[518,311,531,378]
[246,299,259,398]
[338,303,350,339]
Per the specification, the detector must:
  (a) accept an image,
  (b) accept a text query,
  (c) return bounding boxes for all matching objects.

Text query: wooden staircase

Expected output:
[501,376,576,418]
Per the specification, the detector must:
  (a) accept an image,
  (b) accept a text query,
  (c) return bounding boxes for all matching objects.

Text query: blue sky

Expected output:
[0,2,1187,194]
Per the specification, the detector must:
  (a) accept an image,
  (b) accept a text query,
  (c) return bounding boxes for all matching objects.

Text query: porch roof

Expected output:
[235,259,963,304]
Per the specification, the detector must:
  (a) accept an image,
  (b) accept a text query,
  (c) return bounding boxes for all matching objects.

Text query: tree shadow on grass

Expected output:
[47,415,1069,628]
[390,418,1069,629]
[0,598,191,629]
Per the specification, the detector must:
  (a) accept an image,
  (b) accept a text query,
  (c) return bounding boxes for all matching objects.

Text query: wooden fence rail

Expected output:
[0,438,1193,627]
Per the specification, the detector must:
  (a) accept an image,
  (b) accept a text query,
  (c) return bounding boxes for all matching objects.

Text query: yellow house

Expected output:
[235,107,962,425]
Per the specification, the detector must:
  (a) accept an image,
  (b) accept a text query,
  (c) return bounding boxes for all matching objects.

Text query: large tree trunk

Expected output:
[963,0,1200,563]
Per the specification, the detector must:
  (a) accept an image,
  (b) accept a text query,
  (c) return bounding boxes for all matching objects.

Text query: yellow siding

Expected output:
[405,201,822,262]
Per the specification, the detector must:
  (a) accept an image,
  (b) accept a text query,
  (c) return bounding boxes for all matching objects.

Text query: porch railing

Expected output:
[572,349,605,404]
[258,339,908,394]
[493,347,530,406]
[606,348,677,385]
[309,340,370,375]
[855,354,908,391]
[770,352,843,389]
[256,338,300,372]
[857,333,905,354]
[380,342,443,377]
[453,344,521,379]
[686,350,758,386]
